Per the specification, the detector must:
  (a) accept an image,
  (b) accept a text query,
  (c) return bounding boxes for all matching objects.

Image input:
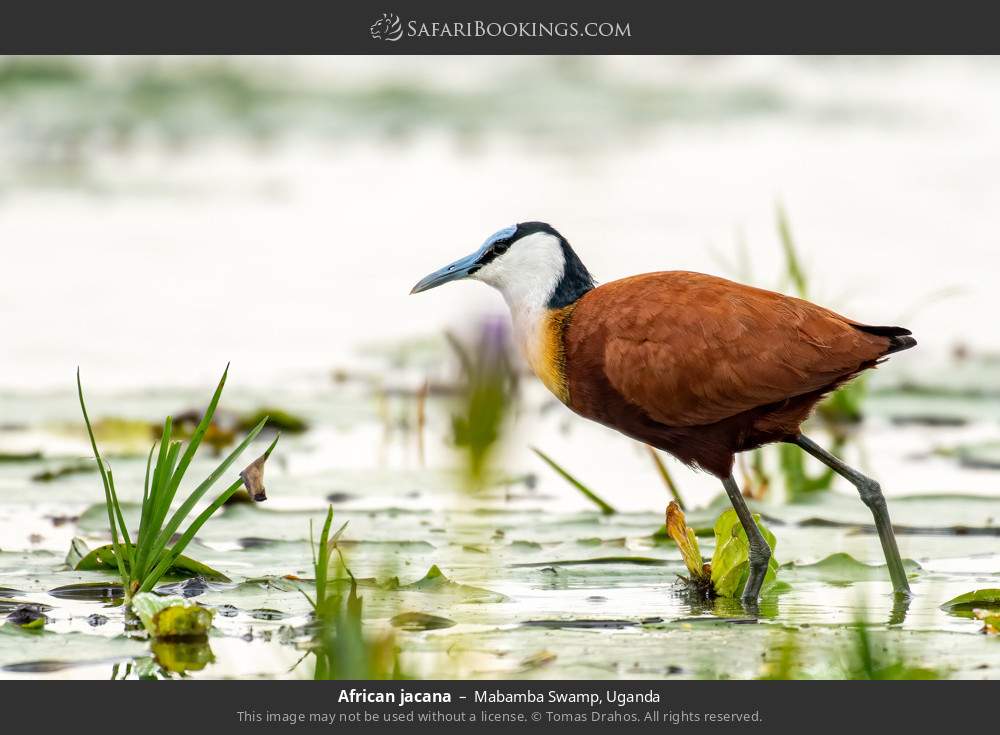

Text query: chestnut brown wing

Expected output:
[579,271,889,428]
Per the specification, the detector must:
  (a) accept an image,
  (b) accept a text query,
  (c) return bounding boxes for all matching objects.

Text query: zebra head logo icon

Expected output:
[370,13,403,41]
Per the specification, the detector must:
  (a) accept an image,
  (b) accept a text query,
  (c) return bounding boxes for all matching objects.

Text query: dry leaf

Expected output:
[239,435,279,502]
[666,501,713,596]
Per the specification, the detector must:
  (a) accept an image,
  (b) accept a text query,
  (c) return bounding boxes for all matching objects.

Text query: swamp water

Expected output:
[0,366,998,680]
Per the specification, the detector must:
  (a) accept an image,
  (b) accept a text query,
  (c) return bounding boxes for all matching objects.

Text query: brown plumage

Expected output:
[562,271,915,478]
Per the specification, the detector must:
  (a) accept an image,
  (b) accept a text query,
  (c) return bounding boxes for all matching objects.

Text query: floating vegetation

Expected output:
[74,540,230,582]
[239,408,308,435]
[940,589,1000,619]
[389,611,456,631]
[132,593,214,640]
[664,501,780,600]
[76,365,276,602]
[782,553,920,583]
[31,461,93,483]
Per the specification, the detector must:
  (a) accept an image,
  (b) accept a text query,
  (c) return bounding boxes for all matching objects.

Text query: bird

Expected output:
[411,221,914,603]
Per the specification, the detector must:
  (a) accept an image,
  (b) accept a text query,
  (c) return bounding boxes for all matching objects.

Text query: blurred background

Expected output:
[3,55,999,506]
[1,55,999,680]
[1,55,996,389]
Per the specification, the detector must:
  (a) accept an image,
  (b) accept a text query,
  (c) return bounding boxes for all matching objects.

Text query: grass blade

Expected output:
[106,468,133,566]
[777,203,808,298]
[136,442,156,557]
[137,437,180,578]
[139,477,245,593]
[145,418,267,573]
[157,366,229,525]
[76,369,128,583]
[315,506,334,609]
[646,445,685,510]
[531,447,616,515]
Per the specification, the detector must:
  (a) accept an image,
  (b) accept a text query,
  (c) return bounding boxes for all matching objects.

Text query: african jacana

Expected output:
[411,222,914,603]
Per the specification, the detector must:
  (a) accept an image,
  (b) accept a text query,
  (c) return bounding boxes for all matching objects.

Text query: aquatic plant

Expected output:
[664,500,779,599]
[449,318,518,488]
[131,593,213,640]
[77,365,277,602]
[301,506,349,614]
[300,507,401,680]
[665,502,712,596]
[311,579,401,680]
[940,588,1000,634]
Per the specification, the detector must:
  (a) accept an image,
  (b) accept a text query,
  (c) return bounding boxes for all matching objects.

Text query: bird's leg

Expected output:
[790,434,911,597]
[721,475,771,603]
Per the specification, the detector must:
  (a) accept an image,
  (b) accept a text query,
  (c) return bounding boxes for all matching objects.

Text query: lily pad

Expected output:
[511,556,671,568]
[0,625,145,671]
[388,565,506,603]
[940,589,1000,618]
[390,612,456,631]
[782,553,921,583]
[48,582,123,601]
[75,544,230,583]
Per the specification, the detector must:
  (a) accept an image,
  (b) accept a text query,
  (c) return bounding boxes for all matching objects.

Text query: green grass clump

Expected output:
[301,507,401,680]
[77,365,276,602]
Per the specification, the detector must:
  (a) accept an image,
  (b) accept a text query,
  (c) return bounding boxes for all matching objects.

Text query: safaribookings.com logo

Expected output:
[370,12,404,41]
[370,13,631,42]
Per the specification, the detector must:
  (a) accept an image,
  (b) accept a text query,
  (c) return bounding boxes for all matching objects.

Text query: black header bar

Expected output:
[2,0,998,54]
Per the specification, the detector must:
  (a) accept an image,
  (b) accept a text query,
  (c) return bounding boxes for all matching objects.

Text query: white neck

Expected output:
[472,231,565,371]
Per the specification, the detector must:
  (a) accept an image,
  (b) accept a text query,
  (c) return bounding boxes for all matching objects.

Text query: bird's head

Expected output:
[410,221,594,309]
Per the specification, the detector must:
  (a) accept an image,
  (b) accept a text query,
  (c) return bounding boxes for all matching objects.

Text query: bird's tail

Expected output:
[853,323,917,355]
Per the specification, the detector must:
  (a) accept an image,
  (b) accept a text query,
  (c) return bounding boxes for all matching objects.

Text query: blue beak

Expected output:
[410,246,487,295]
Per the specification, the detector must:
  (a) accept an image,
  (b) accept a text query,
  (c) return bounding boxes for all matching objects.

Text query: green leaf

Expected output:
[75,544,230,583]
[64,537,90,569]
[139,478,245,592]
[387,565,506,603]
[144,418,267,575]
[131,592,214,639]
[709,509,778,598]
[782,553,921,583]
[76,369,128,584]
[389,612,456,631]
[940,589,1000,618]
